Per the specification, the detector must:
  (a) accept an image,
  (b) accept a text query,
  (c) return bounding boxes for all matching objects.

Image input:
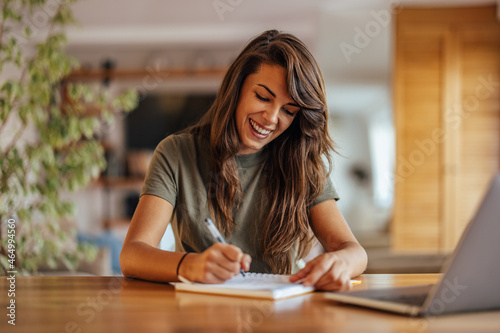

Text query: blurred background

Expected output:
[42,0,498,275]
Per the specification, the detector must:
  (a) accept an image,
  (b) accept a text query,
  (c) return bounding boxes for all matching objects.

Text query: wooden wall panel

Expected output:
[392,6,500,253]
[455,31,500,243]
[394,36,445,251]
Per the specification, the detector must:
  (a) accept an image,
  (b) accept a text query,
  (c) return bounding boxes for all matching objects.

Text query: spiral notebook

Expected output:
[174,273,315,300]
[174,273,360,300]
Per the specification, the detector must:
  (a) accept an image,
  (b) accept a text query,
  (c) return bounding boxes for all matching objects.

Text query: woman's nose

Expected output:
[263,105,280,125]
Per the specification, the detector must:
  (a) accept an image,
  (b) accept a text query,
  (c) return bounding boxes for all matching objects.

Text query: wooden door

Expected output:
[392,6,500,252]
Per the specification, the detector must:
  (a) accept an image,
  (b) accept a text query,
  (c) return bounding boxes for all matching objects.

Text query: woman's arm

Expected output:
[119,194,251,283]
[289,199,368,291]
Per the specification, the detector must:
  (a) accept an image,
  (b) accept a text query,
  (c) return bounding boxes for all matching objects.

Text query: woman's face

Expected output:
[235,63,300,155]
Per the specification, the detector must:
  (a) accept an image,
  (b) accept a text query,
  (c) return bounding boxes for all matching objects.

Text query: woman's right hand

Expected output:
[178,243,252,283]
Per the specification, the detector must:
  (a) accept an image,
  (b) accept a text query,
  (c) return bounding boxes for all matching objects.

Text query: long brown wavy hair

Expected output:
[189,30,335,274]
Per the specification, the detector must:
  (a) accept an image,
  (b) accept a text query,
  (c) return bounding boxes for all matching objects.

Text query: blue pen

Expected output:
[204,217,246,277]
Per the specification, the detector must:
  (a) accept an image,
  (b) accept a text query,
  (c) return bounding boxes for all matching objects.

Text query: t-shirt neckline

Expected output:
[235,150,264,169]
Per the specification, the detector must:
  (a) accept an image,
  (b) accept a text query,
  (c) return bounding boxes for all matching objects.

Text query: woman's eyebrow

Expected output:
[257,83,300,107]
[257,84,276,97]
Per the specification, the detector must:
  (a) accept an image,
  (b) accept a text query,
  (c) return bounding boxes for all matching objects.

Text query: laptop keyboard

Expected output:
[372,293,428,306]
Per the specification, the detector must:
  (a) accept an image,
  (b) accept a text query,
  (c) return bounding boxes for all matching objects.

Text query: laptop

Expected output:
[325,173,500,316]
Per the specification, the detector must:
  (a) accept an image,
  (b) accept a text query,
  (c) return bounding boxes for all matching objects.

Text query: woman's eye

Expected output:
[282,107,295,116]
[255,93,270,102]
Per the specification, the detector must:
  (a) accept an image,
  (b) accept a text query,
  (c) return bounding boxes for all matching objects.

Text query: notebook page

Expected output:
[204,273,301,290]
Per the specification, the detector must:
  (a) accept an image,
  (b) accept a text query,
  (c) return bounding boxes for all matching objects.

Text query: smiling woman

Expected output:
[119,29,367,291]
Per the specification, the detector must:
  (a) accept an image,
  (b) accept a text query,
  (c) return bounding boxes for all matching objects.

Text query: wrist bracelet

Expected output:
[176,252,190,277]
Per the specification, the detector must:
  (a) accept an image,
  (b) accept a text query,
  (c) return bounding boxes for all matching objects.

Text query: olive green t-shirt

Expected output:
[141,132,339,273]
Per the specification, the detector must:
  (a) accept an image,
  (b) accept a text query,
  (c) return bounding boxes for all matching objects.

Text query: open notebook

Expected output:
[174,273,360,300]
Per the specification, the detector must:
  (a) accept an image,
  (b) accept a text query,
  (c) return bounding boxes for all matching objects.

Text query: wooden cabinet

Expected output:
[392,6,500,252]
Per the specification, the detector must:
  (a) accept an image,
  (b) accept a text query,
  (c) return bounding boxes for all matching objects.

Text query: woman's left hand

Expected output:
[289,252,353,291]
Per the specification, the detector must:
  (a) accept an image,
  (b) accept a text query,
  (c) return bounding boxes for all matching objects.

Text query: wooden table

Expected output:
[1,274,499,332]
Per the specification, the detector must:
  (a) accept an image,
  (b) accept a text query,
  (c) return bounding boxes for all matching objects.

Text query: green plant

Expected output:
[0,0,138,274]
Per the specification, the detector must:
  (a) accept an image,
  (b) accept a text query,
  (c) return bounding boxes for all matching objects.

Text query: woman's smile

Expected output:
[249,118,273,137]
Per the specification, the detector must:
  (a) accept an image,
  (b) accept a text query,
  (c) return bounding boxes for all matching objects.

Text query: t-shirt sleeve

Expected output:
[312,176,339,206]
[140,136,179,207]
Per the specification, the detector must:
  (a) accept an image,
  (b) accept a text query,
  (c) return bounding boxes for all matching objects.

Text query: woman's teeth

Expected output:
[250,119,271,135]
